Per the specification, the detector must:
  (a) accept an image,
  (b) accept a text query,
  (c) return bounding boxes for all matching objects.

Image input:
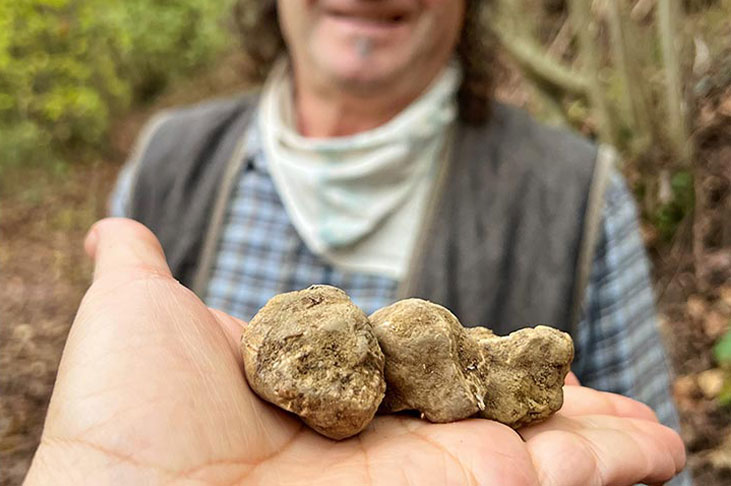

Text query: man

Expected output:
[28,1,689,484]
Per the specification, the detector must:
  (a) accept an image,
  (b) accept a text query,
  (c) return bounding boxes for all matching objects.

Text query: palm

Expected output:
[26,220,684,486]
[32,271,529,484]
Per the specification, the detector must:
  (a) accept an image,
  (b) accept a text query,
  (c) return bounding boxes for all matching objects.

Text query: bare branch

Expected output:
[657,0,692,163]
[605,0,653,153]
[566,0,616,145]
[492,25,589,97]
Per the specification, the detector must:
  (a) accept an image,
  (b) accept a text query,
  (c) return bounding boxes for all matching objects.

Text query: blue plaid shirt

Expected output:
[111,118,690,485]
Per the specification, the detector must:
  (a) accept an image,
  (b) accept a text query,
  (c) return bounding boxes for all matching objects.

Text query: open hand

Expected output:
[25,218,685,485]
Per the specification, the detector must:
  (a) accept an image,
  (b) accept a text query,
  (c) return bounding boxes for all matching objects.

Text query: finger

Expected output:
[525,415,685,486]
[209,308,247,364]
[85,218,172,282]
[558,386,659,422]
[564,371,581,386]
[209,308,246,344]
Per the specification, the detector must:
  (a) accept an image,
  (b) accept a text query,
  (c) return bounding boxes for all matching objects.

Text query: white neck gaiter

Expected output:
[258,59,460,279]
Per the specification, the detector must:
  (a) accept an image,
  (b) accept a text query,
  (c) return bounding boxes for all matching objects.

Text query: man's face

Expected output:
[277,0,465,93]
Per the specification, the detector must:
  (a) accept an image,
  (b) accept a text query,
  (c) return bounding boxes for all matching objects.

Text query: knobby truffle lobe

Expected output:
[370,299,574,428]
[240,285,386,440]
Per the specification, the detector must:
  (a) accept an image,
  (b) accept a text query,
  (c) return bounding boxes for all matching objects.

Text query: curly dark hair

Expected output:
[233,1,497,124]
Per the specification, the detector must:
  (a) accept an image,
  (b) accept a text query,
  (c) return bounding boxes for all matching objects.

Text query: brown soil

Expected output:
[0,163,118,483]
[0,52,253,485]
[654,78,731,486]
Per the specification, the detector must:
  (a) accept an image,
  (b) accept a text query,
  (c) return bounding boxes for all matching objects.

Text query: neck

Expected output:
[295,89,413,137]
[292,65,444,138]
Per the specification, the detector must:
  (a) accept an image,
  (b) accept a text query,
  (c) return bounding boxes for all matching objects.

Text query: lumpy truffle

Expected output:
[370,299,573,428]
[241,285,386,440]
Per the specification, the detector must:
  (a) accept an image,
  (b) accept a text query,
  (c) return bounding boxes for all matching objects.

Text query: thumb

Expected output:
[85,217,172,282]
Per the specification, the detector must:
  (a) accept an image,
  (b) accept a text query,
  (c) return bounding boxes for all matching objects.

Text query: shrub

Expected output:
[0,0,233,169]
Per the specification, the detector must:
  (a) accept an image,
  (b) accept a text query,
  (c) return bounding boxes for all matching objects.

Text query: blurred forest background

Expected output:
[1,0,730,484]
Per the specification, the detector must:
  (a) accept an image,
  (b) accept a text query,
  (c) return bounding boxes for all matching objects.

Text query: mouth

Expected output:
[321,5,412,38]
[327,9,409,24]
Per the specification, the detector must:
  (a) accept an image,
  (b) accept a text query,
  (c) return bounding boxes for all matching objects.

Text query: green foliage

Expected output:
[653,170,695,241]
[118,0,235,101]
[714,329,731,366]
[0,0,234,168]
[713,329,731,406]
